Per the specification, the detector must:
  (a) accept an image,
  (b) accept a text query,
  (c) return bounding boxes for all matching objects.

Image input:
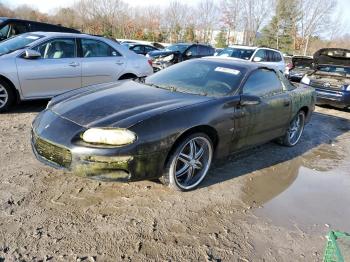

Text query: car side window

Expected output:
[145,46,155,53]
[8,22,27,37]
[186,45,198,56]
[131,45,144,54]
[198,46,209,56]
[34,38,76,59]
[81,39,120,58]
[274,51,282,62]
[243,69,283,97]
[253,49,267,62]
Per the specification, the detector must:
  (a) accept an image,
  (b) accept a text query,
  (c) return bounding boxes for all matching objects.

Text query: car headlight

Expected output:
[301,75,310,85]
[162,54,174,62]
[342,84,350,91]
[82,128,137,146]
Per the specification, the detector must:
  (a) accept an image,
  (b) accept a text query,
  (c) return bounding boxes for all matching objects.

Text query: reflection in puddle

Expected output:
[239,144,350,232]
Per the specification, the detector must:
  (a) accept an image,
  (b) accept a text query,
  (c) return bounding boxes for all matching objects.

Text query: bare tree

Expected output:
[220,0,243,45]
[297,0,337,55]
[241,0,274,45]
[196,0,218,43]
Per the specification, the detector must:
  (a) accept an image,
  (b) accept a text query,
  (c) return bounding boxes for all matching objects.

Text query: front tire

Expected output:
[160,133,213,191]
[278,111,306,147]
[0,81,15,113]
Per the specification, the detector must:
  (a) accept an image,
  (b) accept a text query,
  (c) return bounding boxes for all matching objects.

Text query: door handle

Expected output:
[69,62,80,67]
[116,61,124,65]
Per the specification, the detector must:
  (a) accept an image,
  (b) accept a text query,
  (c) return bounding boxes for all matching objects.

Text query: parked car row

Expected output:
[0,32,153,112]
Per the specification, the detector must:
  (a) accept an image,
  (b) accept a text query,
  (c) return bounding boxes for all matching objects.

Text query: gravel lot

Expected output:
[0,102,349,261]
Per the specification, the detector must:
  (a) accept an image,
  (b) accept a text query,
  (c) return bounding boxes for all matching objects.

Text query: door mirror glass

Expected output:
[240,95,261,106]
[186,51,192,57]
[23,49,41,59]
[253,56,262,62]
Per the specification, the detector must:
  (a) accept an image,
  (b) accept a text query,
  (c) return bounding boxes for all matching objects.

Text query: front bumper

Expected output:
[31,110,167,182]
[314,88,350,108]
[151,60,174,72]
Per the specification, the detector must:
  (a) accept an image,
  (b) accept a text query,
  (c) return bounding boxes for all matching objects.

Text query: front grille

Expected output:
[33,134,72,168]
[310,80,341,90]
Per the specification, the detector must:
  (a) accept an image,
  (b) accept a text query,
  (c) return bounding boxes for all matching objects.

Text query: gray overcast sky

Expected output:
[3,0,350,34]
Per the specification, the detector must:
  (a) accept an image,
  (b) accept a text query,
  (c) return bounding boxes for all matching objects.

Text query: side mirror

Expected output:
[240,95,261,106]
[23,49,41,59]
[253,57,263,62]
[186,51,192,57]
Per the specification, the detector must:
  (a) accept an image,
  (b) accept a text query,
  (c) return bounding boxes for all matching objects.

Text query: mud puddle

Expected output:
[241,143,350,233]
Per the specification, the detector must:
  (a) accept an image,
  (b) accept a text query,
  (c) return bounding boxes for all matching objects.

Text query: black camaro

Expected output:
[31,58,316,191]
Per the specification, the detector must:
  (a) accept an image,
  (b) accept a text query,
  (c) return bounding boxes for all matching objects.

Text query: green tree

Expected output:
[258,0,298,53]
[184,25,196,42]
[215,29,227,48]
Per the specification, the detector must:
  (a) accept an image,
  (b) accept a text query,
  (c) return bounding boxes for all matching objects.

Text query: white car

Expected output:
[0,32,153,112]
[216,45,285,72]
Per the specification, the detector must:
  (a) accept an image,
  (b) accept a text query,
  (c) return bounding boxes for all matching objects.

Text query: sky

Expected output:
[2,0,350,35]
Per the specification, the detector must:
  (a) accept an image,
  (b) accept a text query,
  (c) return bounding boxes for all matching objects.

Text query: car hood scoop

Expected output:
[313,48,350,66]
[51,81,212,128]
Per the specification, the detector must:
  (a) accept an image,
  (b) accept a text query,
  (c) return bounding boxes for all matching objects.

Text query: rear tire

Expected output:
[160,133,213,191]
[277,111,305,147]
[0,80,15,113]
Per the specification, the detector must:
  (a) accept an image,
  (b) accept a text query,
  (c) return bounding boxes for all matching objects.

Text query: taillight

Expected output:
[148,59,152,66]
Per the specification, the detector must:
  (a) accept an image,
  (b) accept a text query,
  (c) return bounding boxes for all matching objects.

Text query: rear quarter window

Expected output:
[243,69,283,96]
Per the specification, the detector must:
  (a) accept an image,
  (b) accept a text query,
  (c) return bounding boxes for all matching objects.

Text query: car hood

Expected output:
[147,50,179,58]
[50,81,213,128]
[313,48,350,66]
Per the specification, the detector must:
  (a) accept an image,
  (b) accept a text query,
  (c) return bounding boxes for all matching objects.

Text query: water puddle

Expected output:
[241,148,350,232]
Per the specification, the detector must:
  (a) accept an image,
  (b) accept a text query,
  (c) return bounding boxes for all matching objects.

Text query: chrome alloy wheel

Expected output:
[171,136,213,190]
[288,112,305,146]
[0,84,8,109]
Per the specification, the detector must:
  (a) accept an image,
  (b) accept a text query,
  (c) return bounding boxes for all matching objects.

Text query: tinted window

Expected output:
[253,49,267,62]
[186,45,198,56]
[34,38,76,59]
[218,47,255,60]
[145,60,246,97]
[199,46,210,56]
[8,22,27,37]
[0,24,9,39]
[274,51,282,62]
[81,39,120,57]
[131,45,144,54]
[145,46,156,53]
[243,69,282,96]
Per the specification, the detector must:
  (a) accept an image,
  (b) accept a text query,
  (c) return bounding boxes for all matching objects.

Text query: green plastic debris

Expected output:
[323,231,350,262]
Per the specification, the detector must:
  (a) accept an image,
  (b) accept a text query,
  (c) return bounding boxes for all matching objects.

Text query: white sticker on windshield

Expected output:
[215,67,240,75]
[26,36,40,40]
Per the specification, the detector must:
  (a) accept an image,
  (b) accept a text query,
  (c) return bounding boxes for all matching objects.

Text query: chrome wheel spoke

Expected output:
[195,145,204,160]
[189,140,196,158]
[176,164,190,177]
[184,166,194,185]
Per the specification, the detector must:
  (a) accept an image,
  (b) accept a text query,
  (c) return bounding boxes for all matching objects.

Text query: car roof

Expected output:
[25,31,109,40]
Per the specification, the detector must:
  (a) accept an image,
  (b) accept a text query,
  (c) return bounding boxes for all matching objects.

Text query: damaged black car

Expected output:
[287,56,313,82]
[301,48,350,108]
[31,58,315,191]
[146,43,214,71]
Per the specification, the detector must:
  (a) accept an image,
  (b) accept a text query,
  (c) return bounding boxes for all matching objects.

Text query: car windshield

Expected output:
[144,60,246,97]
[294,59,313,69]
[0,34,43,56]
[165,44,190,53]
[316,65,350,77]
[218,47,255,60]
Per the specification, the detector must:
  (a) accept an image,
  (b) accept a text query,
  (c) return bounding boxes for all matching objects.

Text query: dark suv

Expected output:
[0,17,80,41]
[146,43,215,71]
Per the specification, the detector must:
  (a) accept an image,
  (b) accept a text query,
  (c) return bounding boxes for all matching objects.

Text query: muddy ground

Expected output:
[0,102,349,261]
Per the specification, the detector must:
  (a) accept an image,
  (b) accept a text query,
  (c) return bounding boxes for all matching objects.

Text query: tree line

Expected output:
[0,0,348,55]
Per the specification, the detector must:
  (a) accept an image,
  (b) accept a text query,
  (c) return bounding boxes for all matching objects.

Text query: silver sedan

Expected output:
[0,32,153,112]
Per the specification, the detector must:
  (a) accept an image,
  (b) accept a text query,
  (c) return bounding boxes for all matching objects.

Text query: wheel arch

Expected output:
[163,125,219,169]
[0,74,20,102]
[118,73,138,80]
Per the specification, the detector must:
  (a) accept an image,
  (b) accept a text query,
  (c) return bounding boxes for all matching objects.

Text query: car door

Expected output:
[184,45,199,61]
[232,68,292,150]
[16,37,82,99]
[80,38,126,86]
